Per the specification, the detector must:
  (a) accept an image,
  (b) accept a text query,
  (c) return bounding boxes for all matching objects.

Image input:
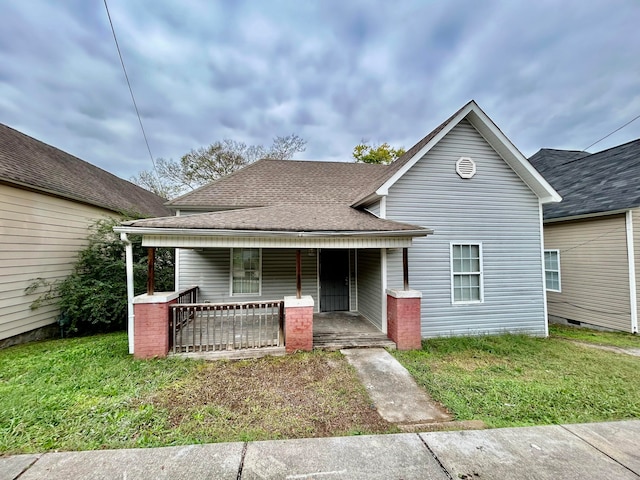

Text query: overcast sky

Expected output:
[1,0,639,181]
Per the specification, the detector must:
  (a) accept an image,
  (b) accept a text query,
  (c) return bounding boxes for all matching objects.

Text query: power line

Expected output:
[561,112,640,166]
[582,112,640,152]
[103,0,156,169]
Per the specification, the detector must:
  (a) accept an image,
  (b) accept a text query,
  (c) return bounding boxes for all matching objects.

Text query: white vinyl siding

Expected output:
[356,249,382,328]
[0,184,115,341]
[231,248,261,295]
[178,248,319,309]
[451,243,483,303]
[365,201,381,217]
[544,250,561,292]
[386,119,546,337]
[544,214,631,332]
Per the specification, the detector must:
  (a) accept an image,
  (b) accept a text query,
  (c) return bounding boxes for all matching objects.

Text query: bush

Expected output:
[27,217,174,335]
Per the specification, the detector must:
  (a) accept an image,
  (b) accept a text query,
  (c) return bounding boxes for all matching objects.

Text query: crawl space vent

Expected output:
[456,157,476,179]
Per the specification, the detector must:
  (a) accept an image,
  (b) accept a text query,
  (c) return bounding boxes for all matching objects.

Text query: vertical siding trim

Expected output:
[540,201,549,336]
[626,210,638,333]
[175,248,181,291]
[316,250,321,308]
[354,250,359,312]
[381,248,388,333]
[379,196,387,218]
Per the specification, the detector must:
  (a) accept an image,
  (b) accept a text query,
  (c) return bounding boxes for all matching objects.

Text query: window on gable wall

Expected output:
[231,248,261,295]
[544,250,561,292]
[451,243,483,303]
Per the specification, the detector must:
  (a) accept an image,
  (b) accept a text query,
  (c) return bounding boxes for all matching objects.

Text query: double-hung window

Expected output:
[231,248,261,295]
[544,250,561,292]
[451,243,483,303]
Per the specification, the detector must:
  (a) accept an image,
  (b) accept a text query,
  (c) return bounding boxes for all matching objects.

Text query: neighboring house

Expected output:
[529,139,640,333]
[115,101,560,358]
[0,123,170,347]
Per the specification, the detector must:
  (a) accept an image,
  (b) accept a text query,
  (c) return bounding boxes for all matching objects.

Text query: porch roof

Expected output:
[114,204,431,249]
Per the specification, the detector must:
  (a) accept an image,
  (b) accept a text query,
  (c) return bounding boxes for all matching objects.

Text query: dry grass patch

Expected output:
[147,351,394,442]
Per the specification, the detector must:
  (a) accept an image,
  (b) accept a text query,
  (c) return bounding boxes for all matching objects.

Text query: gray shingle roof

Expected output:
[167,159,388,209]
[529,139,640,220]
[123,204,428,233]
[0,123,170,217]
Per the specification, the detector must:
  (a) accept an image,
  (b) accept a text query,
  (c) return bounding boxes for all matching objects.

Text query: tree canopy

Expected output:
[352,142,406,165]
[132,134,306,199]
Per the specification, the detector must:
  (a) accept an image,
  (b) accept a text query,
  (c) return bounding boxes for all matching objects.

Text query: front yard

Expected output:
[1,324,639,454]
[393,325,640,428]
[0,333,392,455]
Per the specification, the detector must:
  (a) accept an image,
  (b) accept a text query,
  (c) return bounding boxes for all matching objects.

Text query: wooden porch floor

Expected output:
[313,311,396,350]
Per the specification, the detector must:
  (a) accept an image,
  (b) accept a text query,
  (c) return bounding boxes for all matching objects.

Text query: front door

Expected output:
[320,249,349,312]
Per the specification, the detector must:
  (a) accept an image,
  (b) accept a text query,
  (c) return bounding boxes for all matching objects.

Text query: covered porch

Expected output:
[114,208,430,359]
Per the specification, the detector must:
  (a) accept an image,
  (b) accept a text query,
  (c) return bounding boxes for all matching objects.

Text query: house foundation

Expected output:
[386,289,422,350]
[284,295,314,353]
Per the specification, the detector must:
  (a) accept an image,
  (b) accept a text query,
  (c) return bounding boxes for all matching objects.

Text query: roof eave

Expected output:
[371,101,562,203]
[113,226,432,238]
[543,208,633,223]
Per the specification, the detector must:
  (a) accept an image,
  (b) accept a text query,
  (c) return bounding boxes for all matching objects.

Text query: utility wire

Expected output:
[560,112,640,166]
[103,0,156,169]
[581,112,640,152]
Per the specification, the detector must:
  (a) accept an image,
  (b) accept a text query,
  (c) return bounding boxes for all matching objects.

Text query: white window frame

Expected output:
[230,248,262,296]
[544,249,561,292]
[450,242,484,304]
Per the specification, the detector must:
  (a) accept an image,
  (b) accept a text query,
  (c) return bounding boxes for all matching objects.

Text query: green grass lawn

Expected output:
[0,333,391,455]
[549,324,640,348]
[3,327,639,455]
[393,332,640,428]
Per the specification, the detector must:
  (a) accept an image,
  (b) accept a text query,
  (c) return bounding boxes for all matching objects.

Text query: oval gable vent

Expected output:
[456,157,476,179]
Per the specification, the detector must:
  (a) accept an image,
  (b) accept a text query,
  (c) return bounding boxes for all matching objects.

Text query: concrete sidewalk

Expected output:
[2,420,639,479]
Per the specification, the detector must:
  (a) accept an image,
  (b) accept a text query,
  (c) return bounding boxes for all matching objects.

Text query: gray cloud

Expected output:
[0,0,639,181]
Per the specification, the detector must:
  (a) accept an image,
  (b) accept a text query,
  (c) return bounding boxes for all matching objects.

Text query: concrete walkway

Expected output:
[341,348,451,426]
[2,420,639,479]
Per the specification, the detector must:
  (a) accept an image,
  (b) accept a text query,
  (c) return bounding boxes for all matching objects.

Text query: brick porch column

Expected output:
[132,292,179,359]
[284,295,314,353]
[386,289,422,350]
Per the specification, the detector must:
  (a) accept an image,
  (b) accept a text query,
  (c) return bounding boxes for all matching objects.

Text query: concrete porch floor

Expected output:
[313,311,396,350]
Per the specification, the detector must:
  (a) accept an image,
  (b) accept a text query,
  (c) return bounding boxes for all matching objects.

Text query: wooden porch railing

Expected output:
[176,286,199,304]
[170,300,284,354]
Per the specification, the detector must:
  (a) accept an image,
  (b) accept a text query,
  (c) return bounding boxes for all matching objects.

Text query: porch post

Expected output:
[403,247,409,290]
[296,249,302,299]
[120,233,135,354]
[147,247,155,295]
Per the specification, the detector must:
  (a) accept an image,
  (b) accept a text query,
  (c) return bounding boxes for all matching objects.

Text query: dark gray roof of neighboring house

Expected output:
[167,159,389,209]
[123,204,428,233]
[529,139,640,220]
[0,123,170,217]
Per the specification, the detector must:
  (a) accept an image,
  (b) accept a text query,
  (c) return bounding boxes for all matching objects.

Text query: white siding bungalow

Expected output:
[115,101,560,358]
[0,123,169,347]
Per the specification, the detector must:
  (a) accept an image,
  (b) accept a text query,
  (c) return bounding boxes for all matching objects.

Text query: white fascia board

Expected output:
[374,101,562,204]
[543,209,631,224]
[465,108,561,204]
[113,226,432,238]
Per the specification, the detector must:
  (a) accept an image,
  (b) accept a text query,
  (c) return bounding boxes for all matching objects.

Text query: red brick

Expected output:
[285,306,313,353]
[133,299,176,359]
[387,295,422,350]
